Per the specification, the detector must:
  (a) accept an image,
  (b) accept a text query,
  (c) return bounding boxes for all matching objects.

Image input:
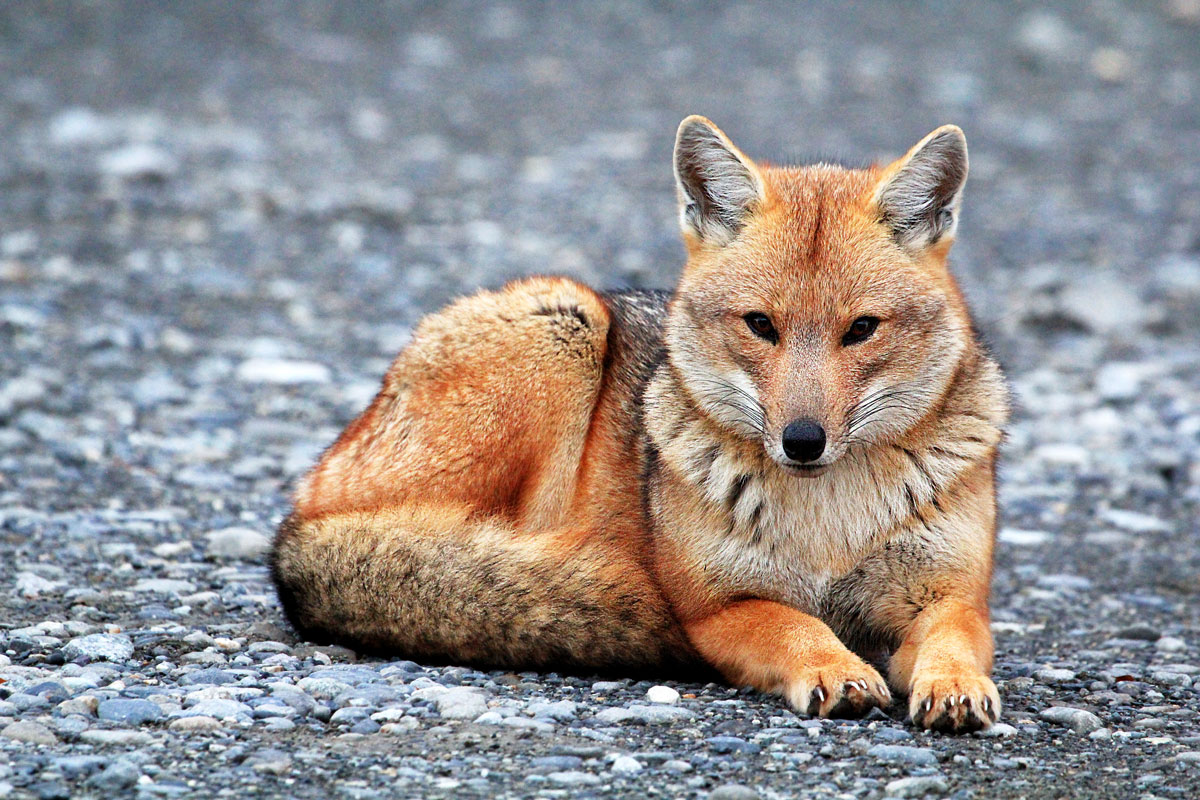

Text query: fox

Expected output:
[271,116,1009,733]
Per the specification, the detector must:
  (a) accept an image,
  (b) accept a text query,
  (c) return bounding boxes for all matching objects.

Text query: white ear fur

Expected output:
[875,125,968,249]
[673,116,765,245]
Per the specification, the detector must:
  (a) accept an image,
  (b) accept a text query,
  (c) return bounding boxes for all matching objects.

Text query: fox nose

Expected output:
[782,419,826,463]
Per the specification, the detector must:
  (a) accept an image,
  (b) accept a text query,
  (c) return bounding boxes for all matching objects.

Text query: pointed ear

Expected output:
[874,125,968,250]
[673,115,766,245]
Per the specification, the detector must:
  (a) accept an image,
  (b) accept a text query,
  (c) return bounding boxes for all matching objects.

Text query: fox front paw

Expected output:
[784,655,892,718]
[908,670,1000,733]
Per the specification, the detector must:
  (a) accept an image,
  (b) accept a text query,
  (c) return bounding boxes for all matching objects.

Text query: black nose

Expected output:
[782,419,826,463]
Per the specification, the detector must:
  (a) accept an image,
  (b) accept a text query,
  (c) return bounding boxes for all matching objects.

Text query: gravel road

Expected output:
[2,2,1199,798]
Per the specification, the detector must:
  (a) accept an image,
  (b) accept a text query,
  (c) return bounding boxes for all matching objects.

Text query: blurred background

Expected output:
[1,1,1199,627]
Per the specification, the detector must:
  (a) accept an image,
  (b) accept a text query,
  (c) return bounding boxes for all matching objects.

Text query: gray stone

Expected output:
[611,755,643,775]
[868,744,938,766]
[886,776,949,797]
[547,771,602,786]
[79,730,153,746]
[1039,706,1104,734]
[707,736,761,754]
[84,760,140,791]
[182,699,253,720]
[708,786,760,800]
[0,720,58,745]
[205,527,271,560]
[63,633,133,663]
[527,699,577,721]
[432,687,489,720]
[97,699,164,726]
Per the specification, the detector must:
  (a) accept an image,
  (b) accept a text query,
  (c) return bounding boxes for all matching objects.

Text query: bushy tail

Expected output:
[270,505,693,671]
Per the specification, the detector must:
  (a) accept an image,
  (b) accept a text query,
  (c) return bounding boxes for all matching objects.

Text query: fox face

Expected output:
[665,117,976,475]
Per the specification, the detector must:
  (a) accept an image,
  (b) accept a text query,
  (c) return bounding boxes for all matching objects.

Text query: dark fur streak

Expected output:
[726,474,751,512]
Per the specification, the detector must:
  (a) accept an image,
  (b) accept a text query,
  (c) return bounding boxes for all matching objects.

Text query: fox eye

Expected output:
[842,316,879,346]
[743,312,778,344]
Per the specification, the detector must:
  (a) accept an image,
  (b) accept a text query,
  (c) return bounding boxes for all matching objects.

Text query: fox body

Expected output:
[272,117,1009,732]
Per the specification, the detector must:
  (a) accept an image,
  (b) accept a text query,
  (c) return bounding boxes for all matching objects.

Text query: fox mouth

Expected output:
[782,462,828,478]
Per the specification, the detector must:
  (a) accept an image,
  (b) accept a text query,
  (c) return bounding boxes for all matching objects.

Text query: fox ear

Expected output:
[874,125,968,250]
[673,116,765,245]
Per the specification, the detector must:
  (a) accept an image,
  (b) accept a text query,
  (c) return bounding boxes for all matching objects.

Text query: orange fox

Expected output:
[272,116,1009,732]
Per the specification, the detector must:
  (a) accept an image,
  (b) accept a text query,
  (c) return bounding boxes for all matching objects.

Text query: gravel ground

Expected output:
[2,2,1200,798]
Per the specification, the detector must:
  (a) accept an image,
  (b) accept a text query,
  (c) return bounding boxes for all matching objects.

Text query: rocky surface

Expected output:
[2,1,1199,798]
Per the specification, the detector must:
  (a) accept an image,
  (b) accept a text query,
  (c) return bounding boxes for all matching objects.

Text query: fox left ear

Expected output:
[874,125,968,250]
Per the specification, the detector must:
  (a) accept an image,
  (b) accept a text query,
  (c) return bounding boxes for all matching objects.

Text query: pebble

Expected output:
[98,144,177,179]
[646,685,681,705]
[708,785,760,800]
[526,699,577,721]
[84,760,140,791]
[546,771,601,786]
[1034,667,1077,684]
[78,730,153,746]
[235,358,332,384]
[62,634,133,663]
[707,736,761,755]
[0,720,59,745]
[432,687,489,720]
[205,527,271,560]
[97,698,164,726]
[886,776,949,797]
[867,744,938,766]
[1039,706,1104,734]
[169,716,222,732]
[611,755,643,775]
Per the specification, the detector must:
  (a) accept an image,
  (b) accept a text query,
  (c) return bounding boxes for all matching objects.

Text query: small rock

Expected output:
[97,699,164,726]
[14,571,62,598]
[527,699,577,721]
[78,730,153,746]
[235,358,331,385]
[1101,509,1171,534]
[1,720,58,745]
[432,687,489,720]
[1156,636,1187,652]
[646,685,681,705]
[611,755,643,775]
[1034,667,1076,684]
[248,749,293,775]
[169,716,222,732]
[707,736,761,755]
[708,785,760,800]
[132,578,196,594]
[979,723,1018,738]
[57,697,99,717]
[547,771,601,786]
[205,527,271,560]
[84,760,139,791]
[1039,706,1104,734]
[867,744,938,766]
[886,776,949,797]
[99,144,177,180]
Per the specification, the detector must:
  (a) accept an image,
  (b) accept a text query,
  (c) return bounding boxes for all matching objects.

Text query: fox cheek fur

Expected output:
[272,114,1010,734]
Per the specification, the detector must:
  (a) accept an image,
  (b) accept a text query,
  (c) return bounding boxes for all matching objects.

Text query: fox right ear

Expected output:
[673,116,765,245]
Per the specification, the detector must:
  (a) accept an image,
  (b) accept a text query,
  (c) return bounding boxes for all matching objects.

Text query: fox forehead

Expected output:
[685,164,944,317]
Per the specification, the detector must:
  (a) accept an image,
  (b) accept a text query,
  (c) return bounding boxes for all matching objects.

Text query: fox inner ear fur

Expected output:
[673,116,766,245]
[874,125,968,250]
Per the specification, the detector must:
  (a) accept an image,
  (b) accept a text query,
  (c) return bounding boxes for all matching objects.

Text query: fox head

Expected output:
[665,116,976,476]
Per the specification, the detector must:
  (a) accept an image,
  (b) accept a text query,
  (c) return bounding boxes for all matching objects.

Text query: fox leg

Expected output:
[686,600,891,717]
[889,597,999,732]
